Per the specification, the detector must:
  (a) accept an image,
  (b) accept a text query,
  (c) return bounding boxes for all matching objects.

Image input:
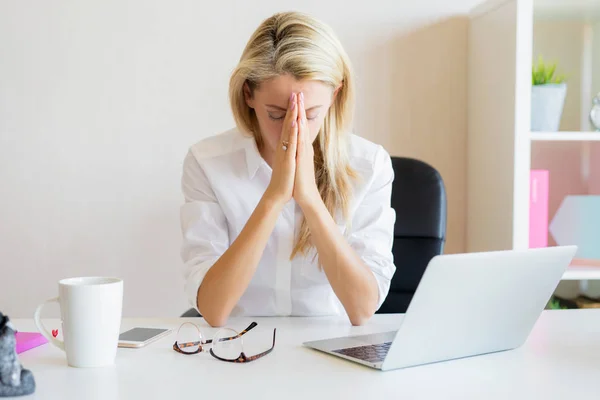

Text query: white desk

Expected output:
[12,311,600,399]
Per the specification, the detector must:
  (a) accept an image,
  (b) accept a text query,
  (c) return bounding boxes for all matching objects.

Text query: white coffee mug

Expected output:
[34,277,123,368]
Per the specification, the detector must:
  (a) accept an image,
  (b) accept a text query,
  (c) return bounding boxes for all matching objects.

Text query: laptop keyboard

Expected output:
[332,342,392,363]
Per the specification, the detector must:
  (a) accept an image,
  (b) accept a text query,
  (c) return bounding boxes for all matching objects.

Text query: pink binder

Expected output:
[529,170,549,248]
[15,332,48,354]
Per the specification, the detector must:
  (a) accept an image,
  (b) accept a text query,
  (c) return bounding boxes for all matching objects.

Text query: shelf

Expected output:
[467,0,600,254]
[562,257,600,280]
[562,265,600,280]
[530,132,600,141]
[534,0,600,21]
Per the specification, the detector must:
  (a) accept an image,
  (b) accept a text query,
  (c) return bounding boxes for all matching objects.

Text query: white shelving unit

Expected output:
[531,131,600,141]
[468,0,600,280]
[563,267,600,280]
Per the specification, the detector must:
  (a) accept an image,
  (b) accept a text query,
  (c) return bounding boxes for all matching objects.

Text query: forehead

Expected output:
[254,74,332,105]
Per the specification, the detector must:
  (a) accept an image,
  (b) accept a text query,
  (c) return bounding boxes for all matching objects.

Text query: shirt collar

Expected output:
[243,134,262,179]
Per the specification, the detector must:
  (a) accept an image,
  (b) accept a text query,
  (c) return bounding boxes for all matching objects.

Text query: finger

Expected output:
[295,113,302,159]
[298,92,307,128]
[297,92,308,154]
[281,93,298,146]
[287,111,298,158]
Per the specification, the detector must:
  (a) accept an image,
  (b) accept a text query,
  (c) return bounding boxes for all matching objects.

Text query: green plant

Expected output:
[532,56,566,85]
[546,296,568,310]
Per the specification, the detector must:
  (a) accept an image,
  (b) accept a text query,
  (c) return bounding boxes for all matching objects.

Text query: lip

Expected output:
[59,277,122,286]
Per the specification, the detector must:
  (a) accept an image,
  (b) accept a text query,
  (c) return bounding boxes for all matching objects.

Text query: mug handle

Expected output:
[34,297,65,351]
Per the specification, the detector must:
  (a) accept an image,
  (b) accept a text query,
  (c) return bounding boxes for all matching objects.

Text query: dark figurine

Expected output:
[0,312,35,397]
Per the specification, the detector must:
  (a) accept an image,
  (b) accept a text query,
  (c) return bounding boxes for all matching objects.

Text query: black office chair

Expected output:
[181,156,447,318]
[376,156,447,314]
[181,307,201,318]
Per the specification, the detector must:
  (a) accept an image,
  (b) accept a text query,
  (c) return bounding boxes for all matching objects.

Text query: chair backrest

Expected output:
[377,157,447,314]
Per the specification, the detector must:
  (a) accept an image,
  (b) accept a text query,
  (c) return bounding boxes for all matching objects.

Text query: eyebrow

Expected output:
[266,104,323,112]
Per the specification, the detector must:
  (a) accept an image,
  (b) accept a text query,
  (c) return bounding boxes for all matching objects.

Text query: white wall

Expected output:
[466,0,530,253]
[0,0,482,318]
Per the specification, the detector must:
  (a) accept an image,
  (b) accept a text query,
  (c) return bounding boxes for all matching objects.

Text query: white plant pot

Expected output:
[531,83,567,131]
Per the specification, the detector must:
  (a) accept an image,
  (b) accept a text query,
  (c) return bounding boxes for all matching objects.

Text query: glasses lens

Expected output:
[212,328,243,360]
[176,323,203,354]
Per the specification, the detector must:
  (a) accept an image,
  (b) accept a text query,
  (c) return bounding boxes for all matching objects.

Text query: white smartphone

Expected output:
[118,327,173,348]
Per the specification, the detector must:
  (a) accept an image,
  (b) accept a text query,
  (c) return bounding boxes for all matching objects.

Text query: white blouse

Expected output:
[180,128,396,317]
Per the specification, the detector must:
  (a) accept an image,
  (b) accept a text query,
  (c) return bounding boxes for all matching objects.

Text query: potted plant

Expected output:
[531,56,567,131]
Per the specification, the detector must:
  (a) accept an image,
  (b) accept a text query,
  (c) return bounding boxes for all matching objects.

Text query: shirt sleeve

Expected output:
[180,150,230,312]
[347,146,396,310]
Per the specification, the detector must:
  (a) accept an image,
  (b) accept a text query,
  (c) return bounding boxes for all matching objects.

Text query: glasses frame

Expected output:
[172,321,276,363]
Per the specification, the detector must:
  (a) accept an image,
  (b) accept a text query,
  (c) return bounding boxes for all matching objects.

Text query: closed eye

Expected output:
[267,113,285,121]
[268,113,319,121]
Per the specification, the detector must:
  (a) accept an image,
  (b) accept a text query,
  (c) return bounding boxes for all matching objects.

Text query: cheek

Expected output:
[256,115,284,147]
[264,126,282,148]
[307,126,318,142]
[307,116,326,142]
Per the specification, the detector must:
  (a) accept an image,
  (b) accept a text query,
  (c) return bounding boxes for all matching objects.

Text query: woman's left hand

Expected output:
[293,92,321,208]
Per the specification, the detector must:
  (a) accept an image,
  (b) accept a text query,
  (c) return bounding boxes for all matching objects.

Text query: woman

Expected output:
[180,11,396,327]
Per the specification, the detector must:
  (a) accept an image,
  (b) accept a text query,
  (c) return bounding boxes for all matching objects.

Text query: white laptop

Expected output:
[303,246,577,371]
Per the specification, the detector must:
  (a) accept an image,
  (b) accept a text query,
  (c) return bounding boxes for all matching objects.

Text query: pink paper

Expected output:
[15,332,48,354]
[529,170,549,248]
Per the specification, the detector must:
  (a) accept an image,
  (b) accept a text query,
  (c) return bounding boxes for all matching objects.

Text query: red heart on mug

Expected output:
[52,329,58,338]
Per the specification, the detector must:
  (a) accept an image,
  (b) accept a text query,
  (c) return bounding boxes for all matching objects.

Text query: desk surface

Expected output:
[12,310,600,399]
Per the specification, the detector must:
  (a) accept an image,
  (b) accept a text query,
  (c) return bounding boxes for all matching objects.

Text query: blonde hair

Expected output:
[229,11,358,259]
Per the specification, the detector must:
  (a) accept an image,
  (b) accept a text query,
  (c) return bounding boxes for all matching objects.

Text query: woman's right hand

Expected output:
[264,92,299,206]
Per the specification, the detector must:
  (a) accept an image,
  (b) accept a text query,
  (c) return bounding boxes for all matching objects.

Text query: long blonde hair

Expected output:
[229,11,358,259]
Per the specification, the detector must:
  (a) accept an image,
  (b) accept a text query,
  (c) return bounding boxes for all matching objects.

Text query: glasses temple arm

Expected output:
[243,329,277,362]
[208,321,260,344]
[239,322,258,336]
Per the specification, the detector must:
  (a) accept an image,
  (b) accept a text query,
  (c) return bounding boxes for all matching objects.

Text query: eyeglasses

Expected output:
[172,321,276,363]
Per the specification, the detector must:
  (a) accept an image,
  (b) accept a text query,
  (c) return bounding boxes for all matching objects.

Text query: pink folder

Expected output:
[15,332,48,354]
[529,170,549,248]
